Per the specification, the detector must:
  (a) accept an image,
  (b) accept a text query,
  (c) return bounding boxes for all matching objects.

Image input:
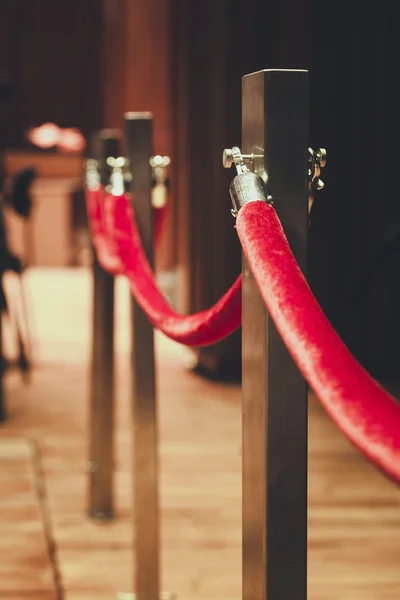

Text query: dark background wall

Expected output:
[171,0,313,378]
[0,0,103,148]
[308,2,400,378]
[1,0,399,379]
[171,0,400,380]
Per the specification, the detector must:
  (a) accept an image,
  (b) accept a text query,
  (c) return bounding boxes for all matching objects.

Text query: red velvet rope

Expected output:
[86,187,168,275]
[87,186,400,480]
[236,200,400,484]
[102,192,242,347]
[154,204,168,248]
[86,188,122,275]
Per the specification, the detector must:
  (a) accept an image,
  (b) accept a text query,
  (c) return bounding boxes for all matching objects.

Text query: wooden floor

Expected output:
[0,267,400,600]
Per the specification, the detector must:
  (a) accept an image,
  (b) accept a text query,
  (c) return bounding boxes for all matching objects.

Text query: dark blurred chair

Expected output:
[0,165,37,421]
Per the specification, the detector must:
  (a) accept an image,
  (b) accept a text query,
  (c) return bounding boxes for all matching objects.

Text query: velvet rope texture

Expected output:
[85,187,169,276]
[236,200,400,484]
[85,187,122,275]
[103,192,242,347]
[154,204,168,248]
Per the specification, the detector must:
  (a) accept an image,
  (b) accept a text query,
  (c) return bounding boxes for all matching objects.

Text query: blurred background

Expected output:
[1,0,399,380]
[1,1,400,599]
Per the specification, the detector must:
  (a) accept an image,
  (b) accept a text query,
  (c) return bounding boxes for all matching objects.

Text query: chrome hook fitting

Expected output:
[222,146,272,217]
[150,155,171,208]
[85,158,101,190]
[308,147,327,191]
[222,147,263,175]
[150,155,171,171]
[106,156,131,195]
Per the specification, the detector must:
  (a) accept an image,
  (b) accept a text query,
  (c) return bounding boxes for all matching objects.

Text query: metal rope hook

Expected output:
[308,147,327,191]
[223,146,249,174]
[308,147,327,213]
[222,146,272,217]
[150,155,171,208]
[106,156,131,196]
[85,158,101,190]
[223,145,327,216]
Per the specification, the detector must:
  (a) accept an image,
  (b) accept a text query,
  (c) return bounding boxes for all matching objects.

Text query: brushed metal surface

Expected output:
[242,70,309,600]
[125,113,159,600]
[229,170,270,216]
[88,132,119,520]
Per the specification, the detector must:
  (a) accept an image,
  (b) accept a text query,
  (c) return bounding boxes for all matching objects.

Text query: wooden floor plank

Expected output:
[0,438,57,599]
[1,267,400,599]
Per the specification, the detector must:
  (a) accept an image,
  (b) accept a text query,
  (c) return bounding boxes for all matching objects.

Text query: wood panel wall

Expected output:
[103,0,174,269]
[0,1,175,270]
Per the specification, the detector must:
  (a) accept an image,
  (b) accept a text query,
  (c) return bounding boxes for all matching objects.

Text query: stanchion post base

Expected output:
[117,593,176,600]
[88,508,115,521]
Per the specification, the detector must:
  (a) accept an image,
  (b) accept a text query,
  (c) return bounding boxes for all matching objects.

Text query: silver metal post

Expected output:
[241,70,309,600]
[125,112,159,600]
[88,130,120,520]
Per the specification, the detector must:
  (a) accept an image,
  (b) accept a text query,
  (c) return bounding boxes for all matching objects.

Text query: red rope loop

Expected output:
[86,190,242,347]
[86,188,122,275]
[236,200,400,484]
[87,187,400,480]
[86,188,169,275]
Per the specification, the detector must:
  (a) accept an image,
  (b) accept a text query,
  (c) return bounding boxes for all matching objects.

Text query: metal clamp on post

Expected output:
[86,130,120,522]
[150,155,171,208]
[308,147,327,191]
[106,156,132,196]
[222,146,272,217]
[308,147,327,212]
[85,158,101,191]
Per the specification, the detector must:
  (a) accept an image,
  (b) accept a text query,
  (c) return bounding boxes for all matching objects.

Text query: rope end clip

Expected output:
[308,147,327,212]
[85,158,101,191]
[150,155,171,208]
[308,147,326,191]
[222,146,272,217]
[106,156,131,196]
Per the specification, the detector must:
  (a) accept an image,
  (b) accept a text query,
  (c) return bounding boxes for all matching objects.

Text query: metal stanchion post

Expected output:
[87,129,121,520]
[118,113,173,600]
[119,113,159,600]
[239,70,309,600]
